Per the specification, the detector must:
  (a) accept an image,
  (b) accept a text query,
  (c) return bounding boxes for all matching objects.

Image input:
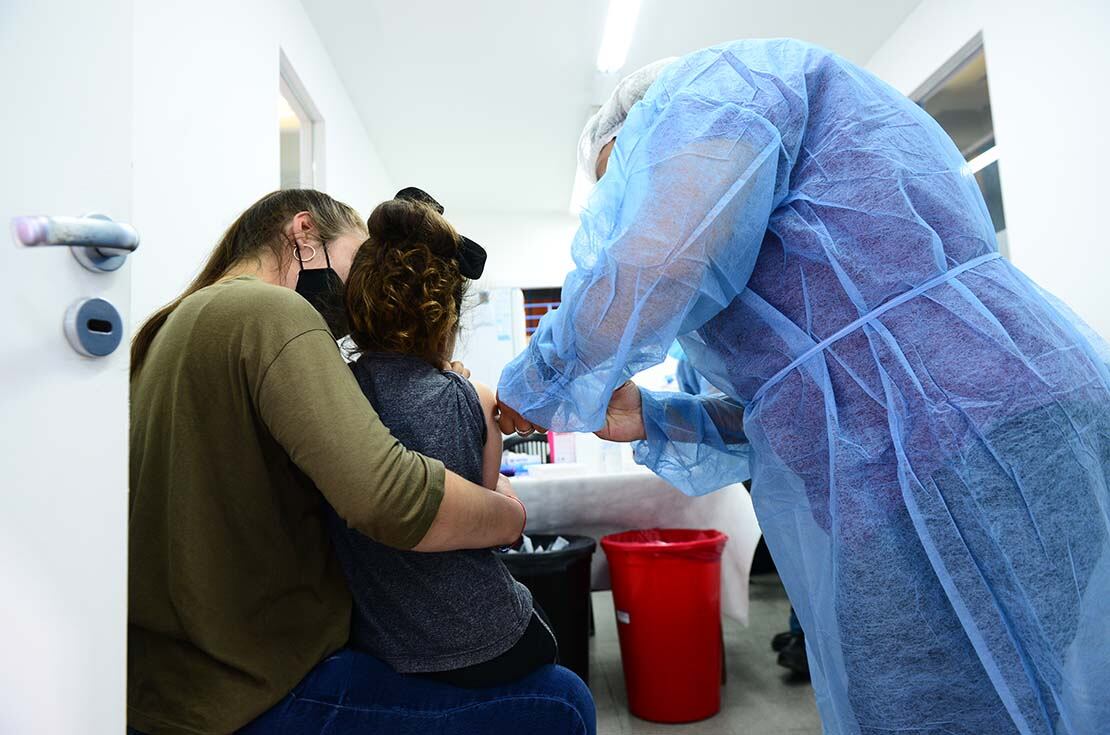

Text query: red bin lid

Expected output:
[600,528,728,559]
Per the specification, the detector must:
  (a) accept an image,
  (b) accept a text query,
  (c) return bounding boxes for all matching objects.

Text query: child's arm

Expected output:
[471,380,504,491]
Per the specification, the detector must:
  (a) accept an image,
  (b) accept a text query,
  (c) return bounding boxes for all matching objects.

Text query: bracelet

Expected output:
[510,495,527,541]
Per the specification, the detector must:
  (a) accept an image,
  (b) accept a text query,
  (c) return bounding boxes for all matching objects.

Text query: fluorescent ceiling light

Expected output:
[966,145,1000,175]
[568,168,592,215]
[596,0,641,74]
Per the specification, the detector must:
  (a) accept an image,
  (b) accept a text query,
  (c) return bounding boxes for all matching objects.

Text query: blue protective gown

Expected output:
[499,40,1110,734]
[674,354,711,397]
[672,342,716,396]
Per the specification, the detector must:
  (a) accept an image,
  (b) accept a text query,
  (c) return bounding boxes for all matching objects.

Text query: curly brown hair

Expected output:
[345,198,467,365]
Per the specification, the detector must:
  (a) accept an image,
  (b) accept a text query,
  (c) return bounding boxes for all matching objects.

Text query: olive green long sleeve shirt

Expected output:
[128,276,445,734]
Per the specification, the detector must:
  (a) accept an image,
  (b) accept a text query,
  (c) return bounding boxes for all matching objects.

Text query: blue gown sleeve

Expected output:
[674,355,705,396]
[634,389,750,494]
[498,48,802,492]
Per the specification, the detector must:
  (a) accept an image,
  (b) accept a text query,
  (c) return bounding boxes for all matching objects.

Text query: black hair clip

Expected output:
[393,187,487,279]
[395,186,444,214]
[455,236,487,280]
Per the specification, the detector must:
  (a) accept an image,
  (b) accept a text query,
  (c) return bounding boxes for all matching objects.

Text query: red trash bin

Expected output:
[601,528,728,724]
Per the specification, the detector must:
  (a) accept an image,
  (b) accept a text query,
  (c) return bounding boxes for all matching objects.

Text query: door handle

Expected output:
[11,213,139,272]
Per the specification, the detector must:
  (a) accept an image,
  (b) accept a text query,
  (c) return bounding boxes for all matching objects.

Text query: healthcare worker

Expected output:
[498,40,1110,734]
[671,342,715,397]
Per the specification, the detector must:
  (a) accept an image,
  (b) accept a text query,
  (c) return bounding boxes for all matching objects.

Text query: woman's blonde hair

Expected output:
[345,198,466,366]
[131,189,364,376]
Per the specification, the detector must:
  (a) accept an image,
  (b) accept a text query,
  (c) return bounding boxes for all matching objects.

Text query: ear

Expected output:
[596,137,617,180]
[290,211,316,239]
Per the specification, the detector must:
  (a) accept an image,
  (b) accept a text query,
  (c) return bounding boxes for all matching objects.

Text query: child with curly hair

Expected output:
[324,191,558,688]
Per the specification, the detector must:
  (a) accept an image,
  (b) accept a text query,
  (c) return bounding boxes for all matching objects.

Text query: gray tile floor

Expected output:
[588,575,821,735]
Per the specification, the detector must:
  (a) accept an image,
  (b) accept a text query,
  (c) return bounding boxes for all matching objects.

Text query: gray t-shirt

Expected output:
[325,352,533,673]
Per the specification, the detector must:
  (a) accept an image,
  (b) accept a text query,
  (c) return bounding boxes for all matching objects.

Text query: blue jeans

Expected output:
[129,649,594,734]
[238,648,594,734]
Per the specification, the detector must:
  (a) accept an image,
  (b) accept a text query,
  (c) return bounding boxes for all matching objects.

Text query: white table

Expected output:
[512,466,763,625]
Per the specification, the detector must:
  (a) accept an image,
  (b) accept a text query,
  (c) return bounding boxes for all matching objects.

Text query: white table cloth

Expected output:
[513,466,763,624]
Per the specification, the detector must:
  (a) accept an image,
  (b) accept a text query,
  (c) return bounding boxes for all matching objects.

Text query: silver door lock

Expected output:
[11,213,139,272]
[64,298,123,357]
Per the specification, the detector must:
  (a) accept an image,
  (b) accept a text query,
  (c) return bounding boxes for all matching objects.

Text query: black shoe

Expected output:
[777,634,810,679]
[771,631,795,653]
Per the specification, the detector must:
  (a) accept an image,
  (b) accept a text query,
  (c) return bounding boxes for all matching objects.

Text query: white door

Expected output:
[0,1,133,732]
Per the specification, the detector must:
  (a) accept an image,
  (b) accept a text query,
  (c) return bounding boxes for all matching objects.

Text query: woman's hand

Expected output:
[495,396,547,436]
[442,360,471,378]
[595,381,646,442]
[494,473,519,501]
[494,473,527,544]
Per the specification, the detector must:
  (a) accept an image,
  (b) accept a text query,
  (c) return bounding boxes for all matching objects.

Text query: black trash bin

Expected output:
[499,534,596,684]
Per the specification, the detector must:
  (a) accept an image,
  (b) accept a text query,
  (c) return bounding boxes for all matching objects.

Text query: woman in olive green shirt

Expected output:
[127,190,538,734]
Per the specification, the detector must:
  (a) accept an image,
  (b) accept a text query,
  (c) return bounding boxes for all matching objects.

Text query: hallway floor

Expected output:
[588,575,822,735]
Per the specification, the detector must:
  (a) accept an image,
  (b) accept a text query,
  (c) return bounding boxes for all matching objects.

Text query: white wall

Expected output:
[867,0,1110,337]
[450,211,581,291]
[131,0,394,322]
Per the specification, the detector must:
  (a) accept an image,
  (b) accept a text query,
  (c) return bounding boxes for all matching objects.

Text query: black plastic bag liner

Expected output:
[499,534,596,684]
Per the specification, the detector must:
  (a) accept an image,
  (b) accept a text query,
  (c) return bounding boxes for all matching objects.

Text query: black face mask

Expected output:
[294,241,348,337]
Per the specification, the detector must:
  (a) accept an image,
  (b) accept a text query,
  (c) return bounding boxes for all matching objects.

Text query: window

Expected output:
[522,287,561,340]
[916,39,1008,256]
[279,52,324,190]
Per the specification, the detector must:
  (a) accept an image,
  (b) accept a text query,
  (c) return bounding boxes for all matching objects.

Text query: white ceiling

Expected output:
[302,0,922,213]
